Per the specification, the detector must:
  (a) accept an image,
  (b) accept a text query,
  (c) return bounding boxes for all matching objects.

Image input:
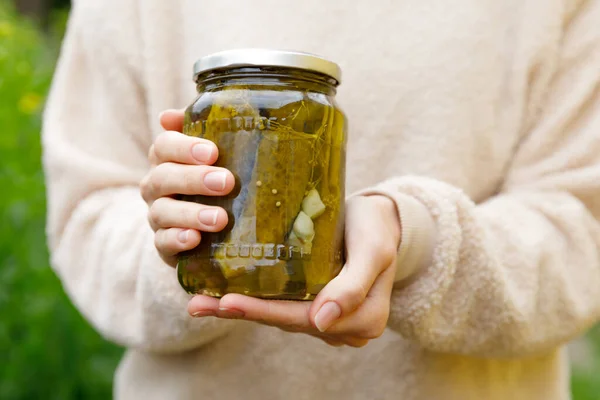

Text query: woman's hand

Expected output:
[188,195,402,348]
[140,109,235,267]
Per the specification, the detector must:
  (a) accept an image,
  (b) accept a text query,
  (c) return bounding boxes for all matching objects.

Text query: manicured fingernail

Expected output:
[204,171,228,191]
[198,209,219,226]
[178,230,189,243]
[192,310,216,317]
[314,301,341,332]
[192,143,214,163]
[218,308,245,319]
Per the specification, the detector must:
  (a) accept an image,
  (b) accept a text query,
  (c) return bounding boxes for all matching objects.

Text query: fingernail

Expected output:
[218,307,245,319]
[192,143,214,163]
[314,301,341,332]
[204,171,228,191]
[178,230,189,243]
[192,310,216,317]
[198,209,219,226]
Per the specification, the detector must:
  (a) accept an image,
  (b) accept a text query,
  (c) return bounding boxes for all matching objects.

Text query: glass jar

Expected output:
[177,49,347,300]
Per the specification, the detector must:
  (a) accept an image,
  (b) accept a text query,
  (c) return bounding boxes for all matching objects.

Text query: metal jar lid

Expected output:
[193,49,342,84]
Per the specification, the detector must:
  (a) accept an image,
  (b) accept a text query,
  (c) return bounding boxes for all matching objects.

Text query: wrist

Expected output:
[367,195,402,251]
[350,188,436,284]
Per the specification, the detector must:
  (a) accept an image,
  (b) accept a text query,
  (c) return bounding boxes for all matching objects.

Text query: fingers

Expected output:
[309,197,398,332]
[148,197,228,232]
[154,228,201,267]
[214,294,313,331]
[187,295,221,317]
[149,109,225,267]
[323,265,395,339]
[186,295,371,348]
[148,144,159,166]
[185,266,394,346]
[153,130,219,165]
[141,163,235,203]
[159,109,185,132]
[183,195,400,348]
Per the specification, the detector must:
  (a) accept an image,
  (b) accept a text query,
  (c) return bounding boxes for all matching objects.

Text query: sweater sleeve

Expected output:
[360,0,600,358]
[42,1,236,354]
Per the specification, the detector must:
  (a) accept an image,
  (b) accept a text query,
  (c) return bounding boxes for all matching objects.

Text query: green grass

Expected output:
[0,2,599,399]
[0,3,122,399]
[572,326,600,400]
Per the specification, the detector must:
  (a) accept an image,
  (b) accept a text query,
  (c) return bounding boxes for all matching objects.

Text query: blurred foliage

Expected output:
[12,0,70,27]
[572,325,600,400]
[52,0,69,9]
[0,1,599,399]
[0,2,122,399]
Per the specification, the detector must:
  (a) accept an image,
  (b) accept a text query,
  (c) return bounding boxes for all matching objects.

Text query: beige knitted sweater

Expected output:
[42,0,600,399]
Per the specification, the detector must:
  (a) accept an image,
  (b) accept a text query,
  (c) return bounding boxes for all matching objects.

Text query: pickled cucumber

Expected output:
[179,69,347,300]
[253,131,314,244]
[301,105,345,293]
[204,90,263,285]
[258,261,290,295]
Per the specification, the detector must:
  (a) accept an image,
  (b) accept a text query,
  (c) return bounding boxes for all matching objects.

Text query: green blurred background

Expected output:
[0,1,599,399]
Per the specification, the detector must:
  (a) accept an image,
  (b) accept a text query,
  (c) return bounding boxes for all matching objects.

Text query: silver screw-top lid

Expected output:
[193,49,342,84]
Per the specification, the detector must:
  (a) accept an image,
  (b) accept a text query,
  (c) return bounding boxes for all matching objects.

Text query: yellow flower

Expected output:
[0,21,14,38]
[18,93,42,115]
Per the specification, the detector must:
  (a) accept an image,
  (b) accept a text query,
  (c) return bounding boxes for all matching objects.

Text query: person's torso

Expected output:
[115,322,570,400]
[117,1,571,398]
[138,0,564,201]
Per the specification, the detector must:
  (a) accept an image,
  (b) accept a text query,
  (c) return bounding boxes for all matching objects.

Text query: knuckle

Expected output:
[147,210,156,231]
[177,203,194,225]
[362,322,386,340]
[153,131,172,155]
[154,229,178,255]
[182,167,199,193]
[359,309,389,339]
[147,144,155,161]
[148,200,165,227]
[150,163,171,194]
[343,282,368,308]
[139,173,150,192]
[140,173,155,203]
[153,229,165,251]
[149,174,164,197]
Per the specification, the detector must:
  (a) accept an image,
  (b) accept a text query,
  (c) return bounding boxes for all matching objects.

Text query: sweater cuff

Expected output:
[351,186,436,282]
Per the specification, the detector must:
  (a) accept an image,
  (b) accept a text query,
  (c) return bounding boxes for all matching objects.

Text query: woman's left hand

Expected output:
[187,195,402,348]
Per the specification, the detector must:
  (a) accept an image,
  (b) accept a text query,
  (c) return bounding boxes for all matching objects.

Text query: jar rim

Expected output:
[193,49,342,84]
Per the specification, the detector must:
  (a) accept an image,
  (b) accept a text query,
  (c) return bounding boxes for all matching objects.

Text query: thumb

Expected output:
[309,196,399,332]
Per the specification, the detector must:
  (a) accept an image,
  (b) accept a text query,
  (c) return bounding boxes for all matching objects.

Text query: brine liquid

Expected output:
[177,79,346,300]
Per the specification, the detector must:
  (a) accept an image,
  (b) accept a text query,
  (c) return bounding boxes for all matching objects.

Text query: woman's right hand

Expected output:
[140,109,235,267]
